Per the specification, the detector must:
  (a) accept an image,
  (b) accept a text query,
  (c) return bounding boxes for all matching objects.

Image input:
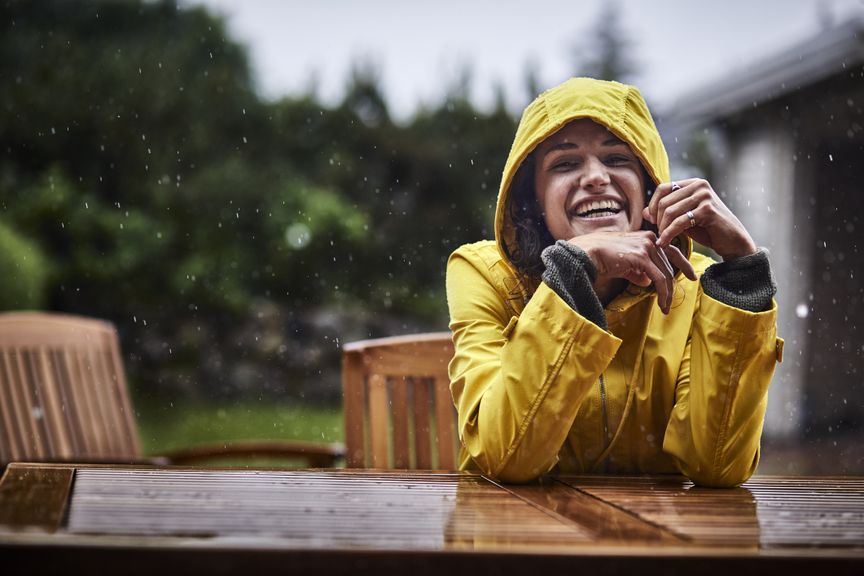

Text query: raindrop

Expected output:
[285,223,311,249]
[795,303,809,318]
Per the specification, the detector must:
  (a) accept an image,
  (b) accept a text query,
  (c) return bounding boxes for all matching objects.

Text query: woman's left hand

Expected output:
[642,178,757,261]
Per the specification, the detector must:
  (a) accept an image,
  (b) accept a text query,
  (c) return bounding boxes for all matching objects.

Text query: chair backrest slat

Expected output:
[24,349,53,458]
[35,349,72,459]
[412,378,432,469]
[82,345,115,455]
[51,348,85,457]
[342,350,367,467]
[70,348,99,455]
[0,353,13,463]
[0,349,25,461]
[105,329,140,455]
[367,372,390,468]
[0,312,142,466]
[341,332,457,470]
[11,349,44,459]
[389,378,410,469]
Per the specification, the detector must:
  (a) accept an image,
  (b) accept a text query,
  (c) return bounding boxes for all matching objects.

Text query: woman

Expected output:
[446,77,782,487]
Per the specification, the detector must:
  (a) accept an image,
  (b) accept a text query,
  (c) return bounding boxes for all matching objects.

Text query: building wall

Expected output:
[698,72,864,440]
[719,118,806,438]
[801,139,864,434]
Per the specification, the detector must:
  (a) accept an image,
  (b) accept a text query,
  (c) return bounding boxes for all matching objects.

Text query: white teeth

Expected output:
[575,199,622,216]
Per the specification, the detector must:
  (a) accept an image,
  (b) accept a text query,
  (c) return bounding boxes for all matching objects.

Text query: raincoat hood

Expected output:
[495,77,681,272]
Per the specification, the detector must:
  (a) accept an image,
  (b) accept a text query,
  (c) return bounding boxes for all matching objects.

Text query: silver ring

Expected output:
[671,182,681,192]
[686,210,696,228]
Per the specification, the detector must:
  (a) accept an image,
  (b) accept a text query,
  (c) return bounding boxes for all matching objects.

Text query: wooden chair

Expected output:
[342,332,458,469]
[0,312,344,468]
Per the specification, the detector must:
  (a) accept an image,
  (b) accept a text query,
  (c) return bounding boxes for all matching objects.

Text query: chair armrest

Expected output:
[159,440,345,468]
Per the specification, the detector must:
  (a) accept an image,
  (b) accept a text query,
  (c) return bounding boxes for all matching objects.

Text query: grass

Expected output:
[136,402,344,467]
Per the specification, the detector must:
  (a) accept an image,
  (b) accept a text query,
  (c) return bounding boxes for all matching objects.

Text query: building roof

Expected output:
[663,13,864,126]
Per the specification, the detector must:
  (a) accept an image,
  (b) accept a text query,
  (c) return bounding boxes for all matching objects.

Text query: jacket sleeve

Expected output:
[662,289,780,487]
[446,247,621,483]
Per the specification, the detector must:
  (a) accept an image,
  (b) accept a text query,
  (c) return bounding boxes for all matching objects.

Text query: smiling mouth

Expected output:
[574,199,624,218]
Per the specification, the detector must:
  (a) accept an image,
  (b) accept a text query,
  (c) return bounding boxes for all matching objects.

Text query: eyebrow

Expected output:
[543,137,628,154]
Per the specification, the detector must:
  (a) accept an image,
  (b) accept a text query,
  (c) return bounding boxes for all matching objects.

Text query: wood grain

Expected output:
[0,464,73,531]
[341,333,457,469]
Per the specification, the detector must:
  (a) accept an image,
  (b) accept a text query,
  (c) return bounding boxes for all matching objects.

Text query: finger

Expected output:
[624,269,652,287]
[647,246,675,313]
[658,208,700,247]
[647,179,697,225]
[646,182,675,224]
[655,183,697,236]
[645,263,671,314]
[663,244,697,281]
[631,247,672,314]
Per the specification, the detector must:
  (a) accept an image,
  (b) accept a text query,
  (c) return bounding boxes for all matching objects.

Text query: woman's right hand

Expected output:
[568,231,696,314]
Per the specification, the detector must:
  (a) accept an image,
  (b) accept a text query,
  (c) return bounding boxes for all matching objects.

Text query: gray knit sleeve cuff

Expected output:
[700,248,777,313]
[541,240,608,330]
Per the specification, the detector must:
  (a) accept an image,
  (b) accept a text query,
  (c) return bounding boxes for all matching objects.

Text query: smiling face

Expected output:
[533,119,647,241]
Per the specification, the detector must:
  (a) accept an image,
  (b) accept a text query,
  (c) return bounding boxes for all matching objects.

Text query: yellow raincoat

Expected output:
[446,78,782,487]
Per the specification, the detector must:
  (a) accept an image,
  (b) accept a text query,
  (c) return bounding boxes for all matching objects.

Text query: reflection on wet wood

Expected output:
[63,468,588,550]
[0,464,73,531]
[502,477,681,543]
[558,474,864,549]
[444,475,594,548]
[558,475,759,547]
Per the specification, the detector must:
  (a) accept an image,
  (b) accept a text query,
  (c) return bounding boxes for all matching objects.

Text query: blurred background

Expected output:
[1,0,862,473]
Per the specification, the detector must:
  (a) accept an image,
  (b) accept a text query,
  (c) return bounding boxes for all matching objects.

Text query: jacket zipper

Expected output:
[599,373,610,471]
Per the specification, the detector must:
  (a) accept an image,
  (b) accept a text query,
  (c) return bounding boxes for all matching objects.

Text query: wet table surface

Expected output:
[1,463,863,574]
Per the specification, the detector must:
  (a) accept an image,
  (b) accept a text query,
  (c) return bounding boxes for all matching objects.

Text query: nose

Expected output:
[581,156,610,191]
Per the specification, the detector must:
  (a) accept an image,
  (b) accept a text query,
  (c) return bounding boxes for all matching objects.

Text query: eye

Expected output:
[551,158,581,171]
[604,154,632,166]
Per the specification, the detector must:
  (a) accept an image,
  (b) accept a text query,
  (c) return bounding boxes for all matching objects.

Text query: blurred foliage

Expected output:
[572,0,639,83]
[0,218,51,310]
[0,0,517,403]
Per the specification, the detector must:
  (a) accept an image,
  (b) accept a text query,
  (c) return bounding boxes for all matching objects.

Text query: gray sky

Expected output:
[187,0,864,119]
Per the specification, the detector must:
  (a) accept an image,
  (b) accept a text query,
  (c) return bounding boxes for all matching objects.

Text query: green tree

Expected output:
[0,0,520,402]
[573,0,639,83]
[0,220,51,310]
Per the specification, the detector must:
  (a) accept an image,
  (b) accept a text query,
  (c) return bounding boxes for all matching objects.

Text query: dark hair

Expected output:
[503,152,657,280]
[504,153,554,279]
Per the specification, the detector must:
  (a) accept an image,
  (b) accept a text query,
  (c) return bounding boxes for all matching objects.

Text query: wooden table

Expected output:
[1,463,862,575]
